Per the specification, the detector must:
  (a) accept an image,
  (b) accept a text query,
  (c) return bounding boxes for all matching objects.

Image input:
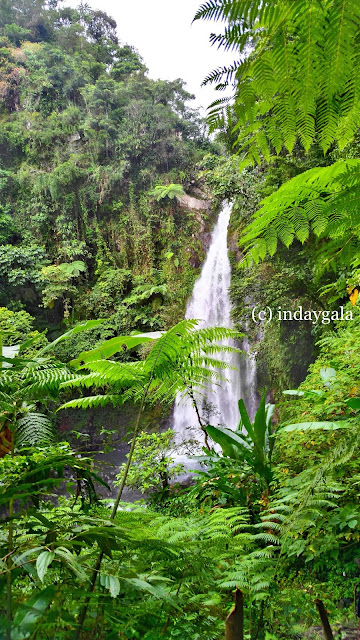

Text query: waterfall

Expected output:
[173,202,257,453]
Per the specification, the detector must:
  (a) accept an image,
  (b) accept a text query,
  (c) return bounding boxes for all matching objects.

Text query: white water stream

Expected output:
[173,202,257,451]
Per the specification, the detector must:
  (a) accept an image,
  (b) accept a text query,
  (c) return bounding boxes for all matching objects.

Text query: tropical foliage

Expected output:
[206,393,275,489]
[196,0,360,291]
[195,0,360,157]
[0,0,214,337]
[1,0,360,639]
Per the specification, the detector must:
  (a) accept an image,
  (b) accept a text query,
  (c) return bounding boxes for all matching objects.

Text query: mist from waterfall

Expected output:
[172,202,257,451]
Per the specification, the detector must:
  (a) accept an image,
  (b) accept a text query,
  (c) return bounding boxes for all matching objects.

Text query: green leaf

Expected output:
[205,424,251,462]
[71,331,162,366]
[100,573,120,597]
[283,389,323,397]
[40,319,105,354]
[36,550,55,583]
[13,548,44,579]
[12,585,56,640]
[253,391,267,451]
[346,398,360,410]
[124,578,179,608]
[320,367,337,388]
[54,547,88,582]
[280,421,348,433]
[58,260,86,277]
[348,519,358,529]
[238,398,253,436]
[149,183,185,201]
[108,575,120,598]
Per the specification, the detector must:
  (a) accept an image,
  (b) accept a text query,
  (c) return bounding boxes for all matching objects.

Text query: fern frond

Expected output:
[198,0,360,156]
[16,413,55,447]
[59,394,121,411]
[194,0,232,23]
[240,159,360,272]
[61,323,240,444]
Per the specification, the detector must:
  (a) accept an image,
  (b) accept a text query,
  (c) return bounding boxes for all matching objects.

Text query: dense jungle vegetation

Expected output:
[1,1,360,638]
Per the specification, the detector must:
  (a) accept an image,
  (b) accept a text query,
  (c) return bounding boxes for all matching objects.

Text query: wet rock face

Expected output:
[201,230,212,252]
[176,191,215,268]
[176,193,211,212]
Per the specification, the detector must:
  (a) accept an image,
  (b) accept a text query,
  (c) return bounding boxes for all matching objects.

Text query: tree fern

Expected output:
[195,0,360,157]
[0,320,104,453]
[148,184,185,201]
[238,158,360,272]
[254,421,360,568]
[0,358,73,452]
[61,320,241,412]
[67,321,241,639]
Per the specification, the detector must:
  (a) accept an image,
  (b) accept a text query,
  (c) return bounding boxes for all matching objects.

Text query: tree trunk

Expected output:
[225,589,244,640]
[315,599,334,640]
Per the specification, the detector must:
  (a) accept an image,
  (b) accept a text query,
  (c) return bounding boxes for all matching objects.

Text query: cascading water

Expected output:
[173,202,257,452]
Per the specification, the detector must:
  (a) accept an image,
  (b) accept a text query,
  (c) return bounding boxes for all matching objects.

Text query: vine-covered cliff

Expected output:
[0,0,216,355]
